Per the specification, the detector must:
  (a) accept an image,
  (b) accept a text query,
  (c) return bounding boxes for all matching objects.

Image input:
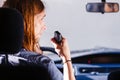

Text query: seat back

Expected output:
[108,70,120,80]
[0,7,24,54]
[0,65,51,80]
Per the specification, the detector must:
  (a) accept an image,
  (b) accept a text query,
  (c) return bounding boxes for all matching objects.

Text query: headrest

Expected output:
[0,8,24,54]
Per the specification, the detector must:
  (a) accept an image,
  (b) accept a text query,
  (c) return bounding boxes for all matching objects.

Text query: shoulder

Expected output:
[17,49,53,65]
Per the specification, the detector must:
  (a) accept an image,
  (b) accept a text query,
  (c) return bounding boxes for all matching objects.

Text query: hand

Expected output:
[51,37,71,62]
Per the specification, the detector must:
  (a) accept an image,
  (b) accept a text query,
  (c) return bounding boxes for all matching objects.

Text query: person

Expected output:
[2,0,76,80]
[104,3,119,12]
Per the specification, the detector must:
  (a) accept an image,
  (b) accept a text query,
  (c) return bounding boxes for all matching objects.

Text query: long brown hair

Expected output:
[3,0,45,52]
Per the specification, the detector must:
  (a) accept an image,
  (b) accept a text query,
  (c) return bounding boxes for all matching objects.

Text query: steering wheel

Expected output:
[40,46,58,55]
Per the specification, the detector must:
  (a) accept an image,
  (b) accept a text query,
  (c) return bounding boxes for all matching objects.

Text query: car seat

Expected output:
[0,7,51,80]
[107,70,120,80]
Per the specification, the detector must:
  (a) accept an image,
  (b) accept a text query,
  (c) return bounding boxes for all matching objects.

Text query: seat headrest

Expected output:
[0,8,24,54]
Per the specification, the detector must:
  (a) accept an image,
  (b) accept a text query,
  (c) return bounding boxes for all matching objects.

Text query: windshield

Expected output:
[39,0,120,51]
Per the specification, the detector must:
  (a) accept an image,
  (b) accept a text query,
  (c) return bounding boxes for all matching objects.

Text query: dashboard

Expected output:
[55,51,120,80]
[42,47,120,80]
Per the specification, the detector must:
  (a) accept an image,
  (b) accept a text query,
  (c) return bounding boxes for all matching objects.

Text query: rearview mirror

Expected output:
[86,2,119,13]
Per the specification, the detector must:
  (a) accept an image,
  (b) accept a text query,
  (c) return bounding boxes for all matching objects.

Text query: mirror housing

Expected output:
[86,2,119,13]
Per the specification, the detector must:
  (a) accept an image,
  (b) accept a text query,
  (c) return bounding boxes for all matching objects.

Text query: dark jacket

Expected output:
[17,49,63,80]
[0,49,63,80]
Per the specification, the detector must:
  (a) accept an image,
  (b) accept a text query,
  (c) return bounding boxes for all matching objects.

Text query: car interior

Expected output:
[0,0,120,80]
